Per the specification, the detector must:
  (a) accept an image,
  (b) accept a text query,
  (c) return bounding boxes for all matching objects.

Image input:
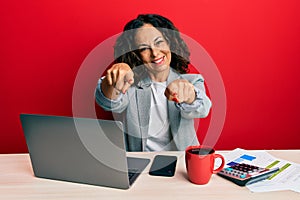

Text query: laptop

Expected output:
[20,114,150,189]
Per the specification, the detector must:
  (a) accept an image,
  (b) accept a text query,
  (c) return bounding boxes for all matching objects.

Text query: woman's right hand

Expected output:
[101,63,134,99]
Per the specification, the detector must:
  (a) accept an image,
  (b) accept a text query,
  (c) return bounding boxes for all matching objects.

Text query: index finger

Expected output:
[105,70,112,85]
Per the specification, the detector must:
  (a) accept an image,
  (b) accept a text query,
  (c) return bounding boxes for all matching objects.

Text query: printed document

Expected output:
[219,148,300,193]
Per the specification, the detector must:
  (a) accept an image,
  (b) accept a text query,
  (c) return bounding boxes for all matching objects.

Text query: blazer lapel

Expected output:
[136,72,152,151]
[167,69,181,139]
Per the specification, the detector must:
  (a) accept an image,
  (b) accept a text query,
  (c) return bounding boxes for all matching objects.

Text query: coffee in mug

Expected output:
[185,145,225,185]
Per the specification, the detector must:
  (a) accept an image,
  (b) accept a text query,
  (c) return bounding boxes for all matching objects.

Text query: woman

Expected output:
[95,14,212,151]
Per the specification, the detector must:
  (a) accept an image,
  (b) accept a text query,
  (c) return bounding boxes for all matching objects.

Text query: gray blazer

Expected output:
[95,68,212,151]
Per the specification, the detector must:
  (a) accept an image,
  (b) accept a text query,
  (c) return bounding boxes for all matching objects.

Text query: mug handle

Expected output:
[212,154,225,173]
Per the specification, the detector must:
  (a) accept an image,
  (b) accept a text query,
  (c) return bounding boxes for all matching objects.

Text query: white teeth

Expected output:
[153,57,164,64]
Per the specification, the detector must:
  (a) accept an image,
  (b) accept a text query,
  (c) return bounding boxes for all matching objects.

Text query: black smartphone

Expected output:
[149,155,177,177]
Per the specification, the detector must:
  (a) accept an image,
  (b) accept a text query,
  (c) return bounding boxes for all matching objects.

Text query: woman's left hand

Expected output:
[164,79,196,104]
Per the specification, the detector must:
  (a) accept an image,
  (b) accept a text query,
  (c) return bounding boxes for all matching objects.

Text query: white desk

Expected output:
[1,150,299,200]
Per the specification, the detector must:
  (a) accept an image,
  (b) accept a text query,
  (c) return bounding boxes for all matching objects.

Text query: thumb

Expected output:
[124,71,134,84]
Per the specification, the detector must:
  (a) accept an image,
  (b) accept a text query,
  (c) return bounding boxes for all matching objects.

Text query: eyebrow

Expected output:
[137,36,163,48]
[154,36,163,43]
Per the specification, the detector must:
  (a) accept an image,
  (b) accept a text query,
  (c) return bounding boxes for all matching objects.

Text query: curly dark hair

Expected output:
[114,14,190,74]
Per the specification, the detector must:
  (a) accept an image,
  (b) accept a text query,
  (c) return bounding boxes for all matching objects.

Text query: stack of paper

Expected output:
[219,148,300,193]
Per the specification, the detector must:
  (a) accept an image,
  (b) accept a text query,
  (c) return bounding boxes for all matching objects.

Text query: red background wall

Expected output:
[1,0,299,153]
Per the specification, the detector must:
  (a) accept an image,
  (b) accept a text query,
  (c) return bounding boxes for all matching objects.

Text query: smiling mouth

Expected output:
[152,56,165,65]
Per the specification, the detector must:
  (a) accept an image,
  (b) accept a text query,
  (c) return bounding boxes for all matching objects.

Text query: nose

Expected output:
[150,46,160,58]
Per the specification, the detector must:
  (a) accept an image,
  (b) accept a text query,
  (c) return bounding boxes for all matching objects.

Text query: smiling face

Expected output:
[135,24,172,82]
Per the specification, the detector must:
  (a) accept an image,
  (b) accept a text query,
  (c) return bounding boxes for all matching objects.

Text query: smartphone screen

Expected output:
[149,155,177,177]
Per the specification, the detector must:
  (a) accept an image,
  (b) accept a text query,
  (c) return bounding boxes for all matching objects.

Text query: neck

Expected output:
[148,68,170,82]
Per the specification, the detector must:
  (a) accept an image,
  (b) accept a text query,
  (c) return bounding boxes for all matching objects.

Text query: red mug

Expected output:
[185,145,225,185]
